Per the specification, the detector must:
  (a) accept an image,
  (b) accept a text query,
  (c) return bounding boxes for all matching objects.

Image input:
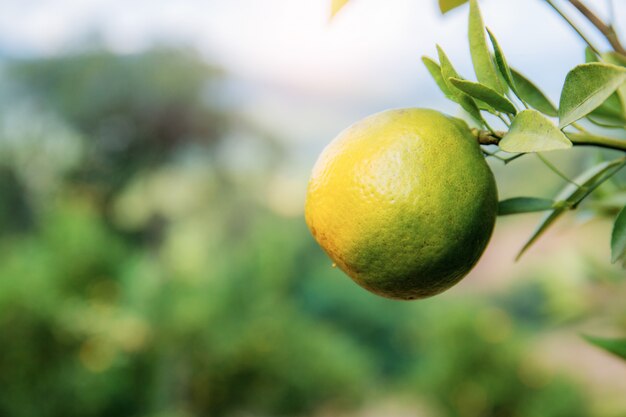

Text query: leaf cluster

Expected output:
[421,0,626,266]
[428,0,626,362]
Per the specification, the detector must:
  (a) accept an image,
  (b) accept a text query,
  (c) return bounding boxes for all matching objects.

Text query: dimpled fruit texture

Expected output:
[305,108,498,300]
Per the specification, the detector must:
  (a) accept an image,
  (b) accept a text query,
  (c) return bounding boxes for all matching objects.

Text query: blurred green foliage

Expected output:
[0,46,617,417]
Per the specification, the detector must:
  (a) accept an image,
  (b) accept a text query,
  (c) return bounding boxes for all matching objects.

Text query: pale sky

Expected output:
[0,0,623,149]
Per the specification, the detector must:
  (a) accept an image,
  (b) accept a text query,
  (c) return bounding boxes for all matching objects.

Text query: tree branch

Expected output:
[568,0,626,55]
[566,132,626,151]
[543,0,601,55]
[475,129,626,152]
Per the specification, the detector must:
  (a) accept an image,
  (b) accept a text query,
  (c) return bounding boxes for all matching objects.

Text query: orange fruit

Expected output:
[305,108,497,300]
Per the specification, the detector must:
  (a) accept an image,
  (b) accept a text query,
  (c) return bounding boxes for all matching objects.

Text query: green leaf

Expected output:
[584,335,626,361]
[424,56,494,111]
[439,0,469,14]
[558,159,626,206]
[516,157,626,259]
[566,159,626,208]
[584,49,626,123]
[499,110,572,153]
[330,0,350,19]
[584,46,598,63]
[602,52,626,118]
[449,78,516,114]
[588,93,626,125]
[515,209,565,260]
[603,52,626,67]
[468,0,504,93]
[558,63,626,128]
[510,69,558,117]
[498,197,555,216]
[586,115,626,129]
[611,205,626,263]
[436,45,483,124]
[422,56,454,100]
[486,28,518,97]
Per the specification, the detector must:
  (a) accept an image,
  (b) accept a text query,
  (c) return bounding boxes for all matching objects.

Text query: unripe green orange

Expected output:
[305,108,497,300]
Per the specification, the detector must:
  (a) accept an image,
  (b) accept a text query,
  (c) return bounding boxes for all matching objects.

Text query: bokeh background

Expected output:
[1,0,626,416]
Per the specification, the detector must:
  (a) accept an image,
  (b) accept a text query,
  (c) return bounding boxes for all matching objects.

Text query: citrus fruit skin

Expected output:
[305,108,497,300]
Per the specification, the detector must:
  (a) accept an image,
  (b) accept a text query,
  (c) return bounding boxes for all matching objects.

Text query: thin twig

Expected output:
[481,147,525,164]
[536,153,580,185]
[501,152,526,164]
[482,148,508,162]
[571,122,590,133]
[496,113,511,127]
[543,0,601,55]
[568,0,626,55]
[571,158,626,208]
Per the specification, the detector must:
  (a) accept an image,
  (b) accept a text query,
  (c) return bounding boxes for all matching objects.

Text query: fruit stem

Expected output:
[475,129,626,153]
[472,129,503,145]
